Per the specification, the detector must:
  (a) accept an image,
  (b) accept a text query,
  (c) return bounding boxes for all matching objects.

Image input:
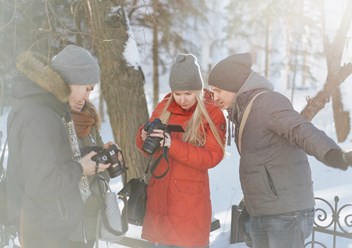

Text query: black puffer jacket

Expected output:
[6,53,83,240]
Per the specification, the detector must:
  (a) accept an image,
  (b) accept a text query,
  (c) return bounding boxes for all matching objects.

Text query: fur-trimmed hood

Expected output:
[14,51,70,102]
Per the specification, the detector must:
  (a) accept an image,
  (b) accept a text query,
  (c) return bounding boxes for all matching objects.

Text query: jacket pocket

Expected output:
[169,179,208,217]
[240,165,278,202]
[264,166,278,199]
[265,162,312,193]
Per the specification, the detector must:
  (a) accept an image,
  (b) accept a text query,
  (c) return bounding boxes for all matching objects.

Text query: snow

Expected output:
[2,72,352,248]
[122,9,142,70]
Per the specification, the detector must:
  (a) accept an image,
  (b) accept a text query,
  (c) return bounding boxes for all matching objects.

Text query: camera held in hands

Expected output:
[82,144,126,178]
[142,118,184,155]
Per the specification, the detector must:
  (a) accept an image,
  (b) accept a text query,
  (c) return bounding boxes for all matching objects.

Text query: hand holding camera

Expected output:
[80,144,127,178]
[79,151,110,176]
[149,129,172,149]
[142,118,184,155]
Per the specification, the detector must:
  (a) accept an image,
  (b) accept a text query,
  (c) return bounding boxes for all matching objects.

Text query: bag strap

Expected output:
[238,91,267,154]
[96,174,128,235]
[0,138,8,178]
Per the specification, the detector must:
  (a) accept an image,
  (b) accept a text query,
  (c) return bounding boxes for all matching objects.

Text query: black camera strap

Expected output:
[145,146,169,179]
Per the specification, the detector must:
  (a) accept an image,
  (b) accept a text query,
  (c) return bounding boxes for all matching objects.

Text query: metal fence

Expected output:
[305,196,352,248]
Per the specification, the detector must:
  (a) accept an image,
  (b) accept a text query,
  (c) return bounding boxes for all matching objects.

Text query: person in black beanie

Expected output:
[208,52,352,248]
[6,45,110,248]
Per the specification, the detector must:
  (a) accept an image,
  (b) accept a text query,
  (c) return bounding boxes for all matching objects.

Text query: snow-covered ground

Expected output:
[1,82,352,247]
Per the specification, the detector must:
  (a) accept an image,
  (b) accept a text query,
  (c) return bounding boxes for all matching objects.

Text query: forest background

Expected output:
[1,0,352,247]
[1,0,352,180]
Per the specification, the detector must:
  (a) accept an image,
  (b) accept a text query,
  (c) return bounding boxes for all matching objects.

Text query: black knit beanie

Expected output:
[169,53,204,91]
[208,53,252,93]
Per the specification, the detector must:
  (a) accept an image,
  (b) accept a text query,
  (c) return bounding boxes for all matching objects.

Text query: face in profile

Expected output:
[172,90,197,110]
[210,86,236,110]
[68,84,95,111]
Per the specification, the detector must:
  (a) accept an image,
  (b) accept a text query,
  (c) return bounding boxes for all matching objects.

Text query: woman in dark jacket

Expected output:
[69,100,111,248]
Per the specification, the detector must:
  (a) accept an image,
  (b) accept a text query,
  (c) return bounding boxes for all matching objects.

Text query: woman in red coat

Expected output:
[136,54,226,248]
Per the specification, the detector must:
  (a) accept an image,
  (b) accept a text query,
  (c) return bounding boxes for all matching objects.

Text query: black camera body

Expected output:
[142,118,184,155]
[82,144,126,178]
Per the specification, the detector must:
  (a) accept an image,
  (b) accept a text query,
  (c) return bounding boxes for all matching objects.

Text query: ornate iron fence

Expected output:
[305,196,352,248]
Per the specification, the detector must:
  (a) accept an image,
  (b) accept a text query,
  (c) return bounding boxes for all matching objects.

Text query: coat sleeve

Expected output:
[20,107,83,200]
[168,106,226,171]
[265,93,340,163]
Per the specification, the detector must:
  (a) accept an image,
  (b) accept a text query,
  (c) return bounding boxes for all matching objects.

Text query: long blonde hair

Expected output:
[159,90,224,153]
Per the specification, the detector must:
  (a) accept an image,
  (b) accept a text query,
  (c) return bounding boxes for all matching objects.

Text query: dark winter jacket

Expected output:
[230,71,342,217]
[6,52,84,241]
[136,92,226,247]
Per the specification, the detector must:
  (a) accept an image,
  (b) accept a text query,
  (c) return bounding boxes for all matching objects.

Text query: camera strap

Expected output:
[145,147,170,179]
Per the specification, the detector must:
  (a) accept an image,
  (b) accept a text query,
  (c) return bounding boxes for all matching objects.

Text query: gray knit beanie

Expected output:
[208,53,252,93]
[169,53,203,91]
[51,45,100,85]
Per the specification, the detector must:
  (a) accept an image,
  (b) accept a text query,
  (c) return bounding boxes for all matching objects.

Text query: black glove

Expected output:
[323,149,348,170]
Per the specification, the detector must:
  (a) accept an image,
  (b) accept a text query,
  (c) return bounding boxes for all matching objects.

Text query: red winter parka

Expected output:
[136,92,226,247]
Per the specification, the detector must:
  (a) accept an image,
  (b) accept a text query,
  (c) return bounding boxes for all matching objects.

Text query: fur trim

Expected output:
[16,51,71,103]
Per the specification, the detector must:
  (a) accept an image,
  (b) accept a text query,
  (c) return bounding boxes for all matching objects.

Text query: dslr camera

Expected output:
[142,118,184,155]
[82,144,126,178]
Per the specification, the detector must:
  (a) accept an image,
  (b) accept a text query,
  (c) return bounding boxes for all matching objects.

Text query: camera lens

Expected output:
[107,164,125,178]
[142,136,161,154]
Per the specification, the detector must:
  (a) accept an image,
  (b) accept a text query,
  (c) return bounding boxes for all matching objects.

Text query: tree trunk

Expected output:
[300,0,352,133]
[152,3,160,109]
[84,1,149,181]
[332,88,350,142]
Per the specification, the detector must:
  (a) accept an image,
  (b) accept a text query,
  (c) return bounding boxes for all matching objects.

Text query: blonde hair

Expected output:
[159,91,224,153]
